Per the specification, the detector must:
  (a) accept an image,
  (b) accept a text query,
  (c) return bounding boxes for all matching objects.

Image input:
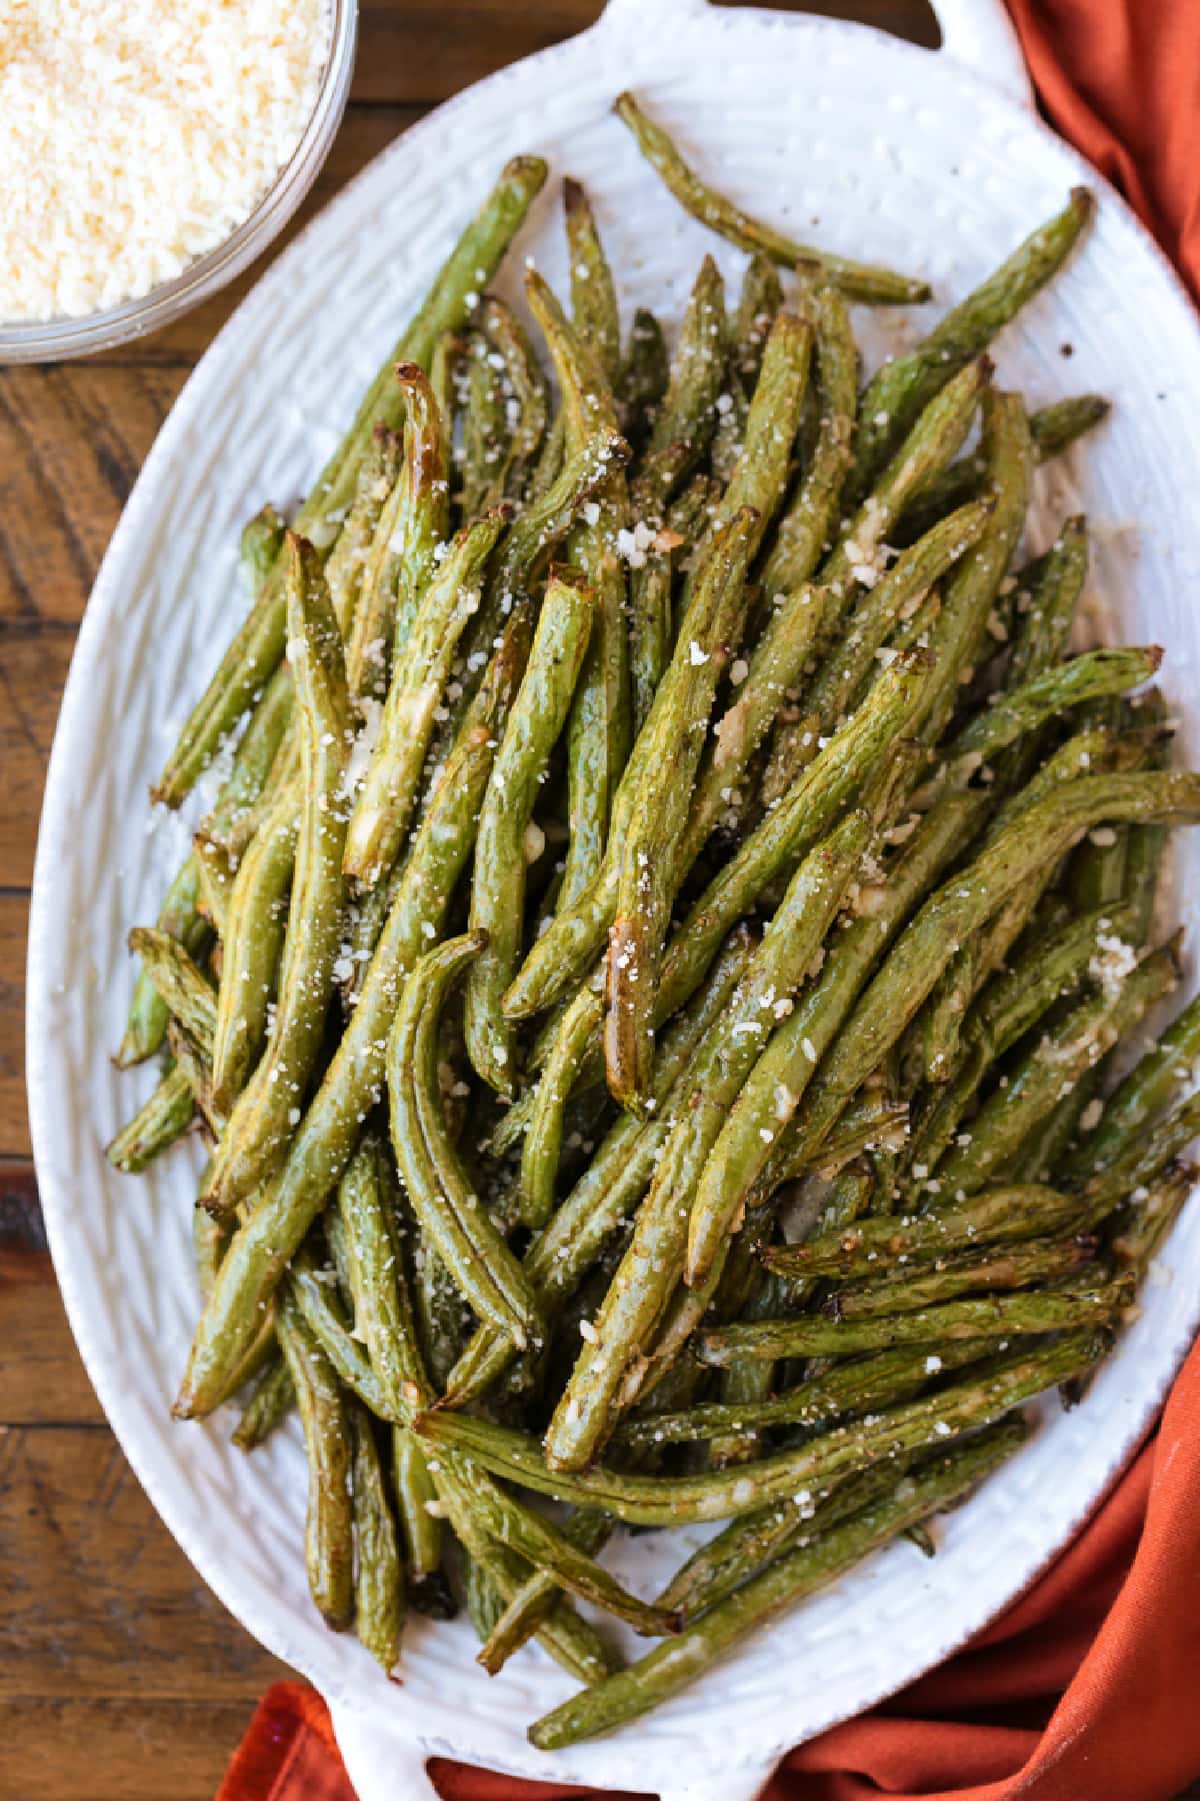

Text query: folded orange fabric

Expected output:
[1005,0,1199,303]
[217,5,1200,1797]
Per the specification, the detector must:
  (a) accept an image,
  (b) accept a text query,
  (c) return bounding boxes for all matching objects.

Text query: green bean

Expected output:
[1064,991,1200,1182]
[392,934,545,1344]
[288,1242,396,1420]
[477,1507,612,1676]
[429,328,465,459]
[503,504,758,1024]
[337,1133,426,1421]
[431,1454,614,1684]
[461,331,512,517]
[232,1355,295,1451]
[344,508,508,887]
[800,500,994,749]
[1121,690,1171,940]
[393,1427,448,1615]
[155,156,546,805]
[656,1460,915,1618]
[784,1091,910,1182]
[911,390,1033,744]
[638,1157,874,1417]
[564,177,621,382]
[469,1478,679,1637]
[633,256,727,519]
[930,939,1180,1200]
[168,1018,223,1138]
[410,1243,471,1396]
[448,423,628,747]
[1007,1081,1100,1187]
[464,1552,507,1643]
[919,709,1154,1084]
[914,880,1065,1093]
[907,902,1138,1178]
[191,835,233,938]
[778,773,1200,1178]
[277,1294,354,1630]
[751,407,983,824]
[528,1418,1025,1747]
[117,858,214,1068]
[544,810,869,1472]
[760,280,858,596]
[829,1234,1097,1319]
[654,650,934,1058]
[852,190,1093,496]
[524,270,632,913]
[1067,814,1129,914]
[465,571,594,1094]
[126,927,217,1052]
[519,985,603,1232]
[478,297,550,499]
[192,1181,232,1301]
[614,92,926,305]
[604,510,757,1111]
[418,1332,1104,1526]
[348,364,451,704]
[616,308,669,446]
[209,778,296,1111]
[447,926,755,1406]
[196,660,298,859]
[324,431,403,640]
[349,1402,406,1673]
[1006,514,1090,680]
[806,356,993,671]
[1110,1160,1196,1276]
[699,1276,1127,1363]
[762,1182,1091,1283]
[617,1339,988,1454]
[106,1064,196,1172]
[1077,1088,1200,1231]
[203,539,353,1211]
[174,612,528,1420]
[942,647,1160,785]
[687,849,961,1286]
[901,397,1109,544]
[708,310,813,562]
[981,725,1120,847]
[635,481,722,752]
[731,253,785,383]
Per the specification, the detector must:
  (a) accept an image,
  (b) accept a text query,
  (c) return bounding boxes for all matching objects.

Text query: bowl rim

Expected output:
[0,0,358,364]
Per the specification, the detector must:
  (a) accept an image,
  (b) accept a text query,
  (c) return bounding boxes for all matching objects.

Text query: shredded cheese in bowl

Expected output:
[0,0,336,331]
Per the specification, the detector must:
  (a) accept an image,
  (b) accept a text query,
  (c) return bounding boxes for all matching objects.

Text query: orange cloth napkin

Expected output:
[217,4,1200,1796]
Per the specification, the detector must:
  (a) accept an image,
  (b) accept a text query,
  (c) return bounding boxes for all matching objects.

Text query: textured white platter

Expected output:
[26,2,1200,1798]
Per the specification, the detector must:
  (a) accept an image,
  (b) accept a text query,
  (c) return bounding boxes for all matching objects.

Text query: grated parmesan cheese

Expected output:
[1,0,330,323]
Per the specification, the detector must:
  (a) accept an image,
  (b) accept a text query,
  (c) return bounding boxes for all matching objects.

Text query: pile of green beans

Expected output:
[109,101,1200,1744]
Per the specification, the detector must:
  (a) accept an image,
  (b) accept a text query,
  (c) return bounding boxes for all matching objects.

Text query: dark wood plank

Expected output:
[0,1698,267,1801]
[0,1163,105,1424]
[0,628,74,892]
[0,1426,286,1700]
[0,894,29,1158]
[350,0,938,103]
[0,366,188,624]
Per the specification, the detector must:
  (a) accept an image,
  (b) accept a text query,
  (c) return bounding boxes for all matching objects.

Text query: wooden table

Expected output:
[5,4,1173,1799]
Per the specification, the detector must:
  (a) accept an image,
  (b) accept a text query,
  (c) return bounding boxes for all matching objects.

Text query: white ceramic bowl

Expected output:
[27,3,1200,1797]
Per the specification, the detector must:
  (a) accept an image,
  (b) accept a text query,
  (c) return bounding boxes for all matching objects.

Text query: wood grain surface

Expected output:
[11,5,1178,1801]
